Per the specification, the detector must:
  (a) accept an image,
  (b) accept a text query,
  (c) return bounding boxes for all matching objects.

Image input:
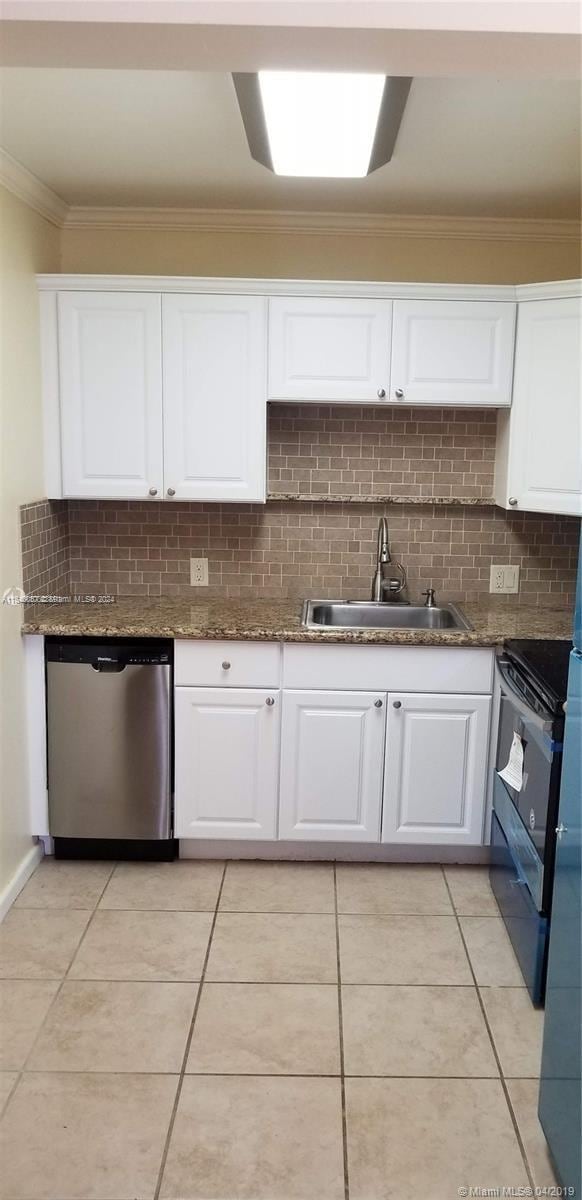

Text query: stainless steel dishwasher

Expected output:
[46,638,174,859]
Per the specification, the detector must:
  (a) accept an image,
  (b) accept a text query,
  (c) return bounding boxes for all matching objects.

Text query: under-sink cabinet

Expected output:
[173,640,494,847]
[279,689,386,842]
[382,692,491,846]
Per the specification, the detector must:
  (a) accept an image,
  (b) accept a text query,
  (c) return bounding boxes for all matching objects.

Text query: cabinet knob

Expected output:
[392,700,402,709]
[374,698,383,708]
[265,696,275,706]
[221,661,231,670]
[394,388,405,399]
[148,487,158,496]
[377,388,386,399]
[508,496,518,507]
[167,487,176,497]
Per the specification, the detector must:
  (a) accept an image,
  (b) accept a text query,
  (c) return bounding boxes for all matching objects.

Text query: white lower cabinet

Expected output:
[173,646,494,848]
[382,693,491,845]
[278,690,386,842]
[174,687,280,839]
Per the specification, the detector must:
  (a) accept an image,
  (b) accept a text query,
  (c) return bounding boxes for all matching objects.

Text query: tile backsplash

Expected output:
[20,406,579,608]
[63,499,576,605]
[20,500,70,598]
[268,405,497,500]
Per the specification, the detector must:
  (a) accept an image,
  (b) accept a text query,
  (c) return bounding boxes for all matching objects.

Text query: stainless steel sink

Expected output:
[301,600,473,632]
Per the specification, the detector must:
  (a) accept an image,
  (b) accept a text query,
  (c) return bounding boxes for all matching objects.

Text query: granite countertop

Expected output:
[20,596,574,647]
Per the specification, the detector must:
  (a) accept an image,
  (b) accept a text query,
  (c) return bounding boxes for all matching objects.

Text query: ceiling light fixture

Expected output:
[233,72,412,178]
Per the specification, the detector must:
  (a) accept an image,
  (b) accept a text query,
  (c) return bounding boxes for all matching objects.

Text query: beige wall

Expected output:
[0,186,60,896]
[60,225,581,283]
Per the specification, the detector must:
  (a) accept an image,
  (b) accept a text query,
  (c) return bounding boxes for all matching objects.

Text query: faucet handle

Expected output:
[421,587,436,607]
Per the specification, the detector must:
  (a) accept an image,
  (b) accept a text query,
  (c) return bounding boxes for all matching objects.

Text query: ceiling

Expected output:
[0,69,580,218]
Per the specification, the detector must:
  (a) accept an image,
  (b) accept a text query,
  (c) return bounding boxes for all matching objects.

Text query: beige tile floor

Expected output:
[0,859,558,1200]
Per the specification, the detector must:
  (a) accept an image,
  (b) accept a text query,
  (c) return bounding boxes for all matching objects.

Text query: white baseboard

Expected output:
[0,841,44,923]
[179,840,491,864]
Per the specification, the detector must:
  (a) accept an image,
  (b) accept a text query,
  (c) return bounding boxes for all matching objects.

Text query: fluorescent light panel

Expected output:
[258,71,386,178]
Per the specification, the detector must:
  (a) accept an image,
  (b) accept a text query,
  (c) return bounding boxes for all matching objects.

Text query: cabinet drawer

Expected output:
[175,640,281,688]
[283,644,493,694]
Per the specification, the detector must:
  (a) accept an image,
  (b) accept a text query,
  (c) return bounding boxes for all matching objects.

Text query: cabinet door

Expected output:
[58,292,163,498]
[162,295,267,501]
[279,690,385,842]
[504,297,582,516]
[174,687,279,840]
[268,296,392,402]
[390,300,515,406]
[382,693,491,845]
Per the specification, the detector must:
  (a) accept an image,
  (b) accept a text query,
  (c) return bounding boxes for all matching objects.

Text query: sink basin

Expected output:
[301,600,473,632]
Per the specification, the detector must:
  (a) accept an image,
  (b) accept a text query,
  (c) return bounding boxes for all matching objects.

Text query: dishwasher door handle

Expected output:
[91,662,126,672]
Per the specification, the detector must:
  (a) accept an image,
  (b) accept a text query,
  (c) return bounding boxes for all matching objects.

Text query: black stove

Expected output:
[490,636,572,1003]
[504,639,572,714]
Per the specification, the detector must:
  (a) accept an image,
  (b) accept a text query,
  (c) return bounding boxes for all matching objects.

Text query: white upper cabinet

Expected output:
[382,692,491,845]
[162,294,267,501]
[390,300,516,407]
[279,689,385,842]
[57,292,163,499]
[268,296,393,403]
[494,296,582,517]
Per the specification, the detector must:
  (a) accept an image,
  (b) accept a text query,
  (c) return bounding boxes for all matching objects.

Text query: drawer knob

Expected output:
[394,388,404,399]
[265,696,275,706]
[508,497,518,507]
[374,698,383,708]
[393,700,402,709]
[221,661,231,670]
[377,387,386,399]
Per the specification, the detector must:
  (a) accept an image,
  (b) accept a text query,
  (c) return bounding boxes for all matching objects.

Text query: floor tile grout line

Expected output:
[8,1069,531,1079]
[15,864,119,1083]
[11,906,505,917]
[0,977,528,987]
[153,861,228,1200]
[333,863,350,1200]
[440,865,536,1191]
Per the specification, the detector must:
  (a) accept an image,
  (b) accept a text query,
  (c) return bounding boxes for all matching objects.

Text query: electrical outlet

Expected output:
[190,557,209,587]
[489,564,520,594]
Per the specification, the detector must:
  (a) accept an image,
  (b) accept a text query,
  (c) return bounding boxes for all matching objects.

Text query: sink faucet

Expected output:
[371,517,408,602]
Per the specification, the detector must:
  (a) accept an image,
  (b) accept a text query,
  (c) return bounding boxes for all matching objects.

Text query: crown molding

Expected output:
[63,205,582,244]
[1,152,579,245]
[0,148,68,226]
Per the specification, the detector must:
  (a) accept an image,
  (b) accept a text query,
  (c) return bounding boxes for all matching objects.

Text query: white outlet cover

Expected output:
[489,564,520,594]
[504,564,520,594]
[190,557,209,587]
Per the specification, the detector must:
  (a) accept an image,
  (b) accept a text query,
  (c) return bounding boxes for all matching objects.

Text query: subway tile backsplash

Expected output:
[268,405,497,500]
[20,499,70,598]
[20,407,579,608]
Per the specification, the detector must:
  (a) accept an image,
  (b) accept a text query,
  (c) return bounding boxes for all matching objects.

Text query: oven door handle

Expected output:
[496,658,554,735]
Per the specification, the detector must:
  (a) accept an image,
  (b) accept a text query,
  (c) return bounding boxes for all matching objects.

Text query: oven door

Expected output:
[494,657,557,908]
[495,657,557,852]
